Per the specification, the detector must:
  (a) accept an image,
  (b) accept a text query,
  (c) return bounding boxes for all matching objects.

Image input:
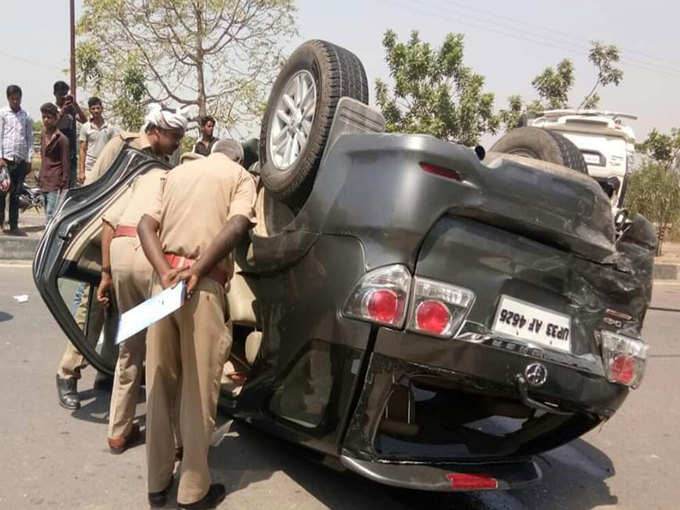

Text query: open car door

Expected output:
[33,148,168,376]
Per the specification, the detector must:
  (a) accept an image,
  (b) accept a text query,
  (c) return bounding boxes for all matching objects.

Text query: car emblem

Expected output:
[525,363,548,387]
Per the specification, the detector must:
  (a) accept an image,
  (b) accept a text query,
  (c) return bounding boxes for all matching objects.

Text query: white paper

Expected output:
[13,294,29,303]
[115,281,186,345]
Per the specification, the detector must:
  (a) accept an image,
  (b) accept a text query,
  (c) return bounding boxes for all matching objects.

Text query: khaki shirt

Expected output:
[85,131,153,185]
[146,152,257,282]
[102,167,167,235]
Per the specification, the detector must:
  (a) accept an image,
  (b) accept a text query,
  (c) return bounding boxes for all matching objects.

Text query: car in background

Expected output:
[528,109,637,208]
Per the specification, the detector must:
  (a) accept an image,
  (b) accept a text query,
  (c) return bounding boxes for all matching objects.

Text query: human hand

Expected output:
[177,268,200,299]
[97,273,114,306]
[0,159,6,168]
[160,267,185,289]
[78,170,86,184]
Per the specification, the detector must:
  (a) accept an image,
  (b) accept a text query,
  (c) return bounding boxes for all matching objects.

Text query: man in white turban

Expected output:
[56,103,187,415]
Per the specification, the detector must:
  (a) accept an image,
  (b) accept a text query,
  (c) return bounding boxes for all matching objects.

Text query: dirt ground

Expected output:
[657,242,680,264]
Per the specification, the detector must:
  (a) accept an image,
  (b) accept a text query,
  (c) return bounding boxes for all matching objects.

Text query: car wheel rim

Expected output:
[269,70,316,170]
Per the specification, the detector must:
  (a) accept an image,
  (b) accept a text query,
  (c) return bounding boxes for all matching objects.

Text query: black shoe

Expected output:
[177,484,226,509]
[93,372,114,392]
[56,375,81,410]
[148,477,173,508]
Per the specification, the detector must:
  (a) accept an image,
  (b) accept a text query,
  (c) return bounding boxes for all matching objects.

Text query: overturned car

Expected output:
[33,40,655,492]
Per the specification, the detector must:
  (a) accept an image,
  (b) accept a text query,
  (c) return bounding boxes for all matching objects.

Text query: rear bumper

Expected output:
[374,328,628,418]
[341,330,627,465]
[340,454,541,491]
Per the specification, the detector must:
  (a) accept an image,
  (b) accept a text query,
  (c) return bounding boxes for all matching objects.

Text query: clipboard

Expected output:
[115,281,186,345]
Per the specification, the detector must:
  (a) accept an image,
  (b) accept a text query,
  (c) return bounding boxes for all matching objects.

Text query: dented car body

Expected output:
[33,113,655,491]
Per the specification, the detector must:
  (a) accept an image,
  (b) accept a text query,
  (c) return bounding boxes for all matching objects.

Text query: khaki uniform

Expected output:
[102,168,166,439]
[144,153,256,504]
[57,132,154,380]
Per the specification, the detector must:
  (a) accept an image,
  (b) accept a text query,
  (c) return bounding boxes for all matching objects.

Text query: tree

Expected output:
[625,161,680,256]
[77,0,297,134]
[375,30,499,146]
[636,128,680,171]
[578,42,624,110]
[500,41,623,131]
[531,59,574,110]
[626,128,680,254]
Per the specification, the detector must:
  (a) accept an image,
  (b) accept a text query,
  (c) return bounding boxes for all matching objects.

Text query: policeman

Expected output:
[55,104,187,410]
[138,140,256,509]
[95,106,187,452]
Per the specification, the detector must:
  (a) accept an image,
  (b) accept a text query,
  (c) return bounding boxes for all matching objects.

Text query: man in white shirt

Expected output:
[0,84,33,234]
[78,97,117,184]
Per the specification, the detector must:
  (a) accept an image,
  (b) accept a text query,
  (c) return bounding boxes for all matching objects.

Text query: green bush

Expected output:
[625,161,680,255]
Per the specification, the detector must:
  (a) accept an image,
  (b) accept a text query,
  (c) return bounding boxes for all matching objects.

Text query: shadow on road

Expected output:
[0,310,13,322]
[508,439,617,509]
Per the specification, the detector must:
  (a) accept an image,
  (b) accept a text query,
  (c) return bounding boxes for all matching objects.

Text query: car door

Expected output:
[33,148,168,375]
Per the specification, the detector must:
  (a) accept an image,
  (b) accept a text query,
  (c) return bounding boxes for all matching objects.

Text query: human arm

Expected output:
[181,215,252,297]
[0,114,5,166]
[59,136,69,190]
[78,140,87,183]
[96,222,115,306]
[138,214,183,289]
[74,101,87,124]
[25,115,33,162]
[63,95,87,124]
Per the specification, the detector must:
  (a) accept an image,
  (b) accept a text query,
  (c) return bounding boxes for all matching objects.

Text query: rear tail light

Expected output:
[600,331,648,388]
[446,473,498,490]
[407,277,475,338]
[420,162,462,181]
[343,265,411,327]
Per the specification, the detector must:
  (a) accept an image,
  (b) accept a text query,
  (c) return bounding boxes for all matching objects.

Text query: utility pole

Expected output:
[69,0,76,99]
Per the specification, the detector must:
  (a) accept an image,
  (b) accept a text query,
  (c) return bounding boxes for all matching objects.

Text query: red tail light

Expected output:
[600,330,648,388]
[420,162,462,181]
[446,473,498,490]
[610,354,636,385]
[407,277,475,338]
[366,289,399,323]
[343,265,412,328]
[415,300,451,335]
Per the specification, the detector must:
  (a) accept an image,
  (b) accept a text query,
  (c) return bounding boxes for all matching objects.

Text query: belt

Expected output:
[164,253,228,286]
[114,225,137,238]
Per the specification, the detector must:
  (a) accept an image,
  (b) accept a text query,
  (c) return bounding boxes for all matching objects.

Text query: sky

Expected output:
[2,0,679,144]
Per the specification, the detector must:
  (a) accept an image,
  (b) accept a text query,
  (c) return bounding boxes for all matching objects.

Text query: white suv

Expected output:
[529,110,637,208]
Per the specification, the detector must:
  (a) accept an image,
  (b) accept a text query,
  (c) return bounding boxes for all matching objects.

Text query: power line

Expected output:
[411,0,680,76]
[0,50,63,72]
[428,0,680,72]
[381,0,680,78]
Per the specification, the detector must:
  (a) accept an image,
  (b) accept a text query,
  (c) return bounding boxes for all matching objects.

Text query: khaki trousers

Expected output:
[57,290,89,379]
[107,237,153,439]
[146,278,230,505]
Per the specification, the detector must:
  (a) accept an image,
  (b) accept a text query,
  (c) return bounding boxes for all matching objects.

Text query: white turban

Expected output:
[143,103,188,132]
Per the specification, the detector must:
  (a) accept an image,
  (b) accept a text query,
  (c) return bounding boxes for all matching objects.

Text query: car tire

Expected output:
[259,40,369,209]
[490,127,588,174]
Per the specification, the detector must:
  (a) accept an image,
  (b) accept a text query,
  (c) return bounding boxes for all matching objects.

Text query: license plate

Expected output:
[583,153,602,165]
[492,295,571,352]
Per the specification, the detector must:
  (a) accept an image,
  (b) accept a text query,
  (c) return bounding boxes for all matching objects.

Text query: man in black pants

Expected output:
[53,81,87,188]
[0,85,33,235]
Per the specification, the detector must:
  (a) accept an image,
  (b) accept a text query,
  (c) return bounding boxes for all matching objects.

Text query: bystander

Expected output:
[0,85,33,235]
[37,103,68,222]
[78,97,117,184]
[53,81,86,188]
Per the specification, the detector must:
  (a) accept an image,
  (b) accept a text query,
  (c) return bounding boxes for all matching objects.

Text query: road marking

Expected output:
[0,262,32,268]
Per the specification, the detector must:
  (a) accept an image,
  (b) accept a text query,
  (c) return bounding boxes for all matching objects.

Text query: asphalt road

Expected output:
[1,263,678,510]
